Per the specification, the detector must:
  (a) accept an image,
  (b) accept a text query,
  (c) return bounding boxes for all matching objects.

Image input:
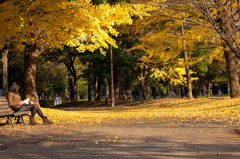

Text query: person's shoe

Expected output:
[43,116,54,125]
[29,116,38,125]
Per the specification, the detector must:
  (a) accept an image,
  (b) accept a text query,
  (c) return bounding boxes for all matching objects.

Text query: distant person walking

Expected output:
[7,82,53,125]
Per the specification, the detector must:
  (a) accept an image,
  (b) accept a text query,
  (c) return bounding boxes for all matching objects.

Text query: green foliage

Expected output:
[190,42,225,83]
[36,57,66,96]
[146,76,167,94]
[205,59,225,82]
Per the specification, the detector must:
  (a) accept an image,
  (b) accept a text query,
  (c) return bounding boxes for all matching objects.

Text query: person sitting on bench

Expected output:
[7,82,53,125]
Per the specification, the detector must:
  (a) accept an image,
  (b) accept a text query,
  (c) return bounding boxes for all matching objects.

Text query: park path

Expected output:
[0,119,240,159]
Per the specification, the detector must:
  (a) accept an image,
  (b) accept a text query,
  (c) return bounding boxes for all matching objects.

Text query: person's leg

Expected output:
[23,104,53,125]
[22,104,44,118]
[22,104,45,125]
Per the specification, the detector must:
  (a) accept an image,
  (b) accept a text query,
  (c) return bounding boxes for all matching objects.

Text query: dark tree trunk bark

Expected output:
[138,66,149,100]
[194,80,205,99]
[150,86,157,99]
[53,51,78,101]
[181,22,193,99]
[217,14,240,97]
[218,82,221,95]
[2,47,9,96]
[64,81,68,97]
[110,43,115,107]
[88,62,91,101]
[125,69,132,101]
[88,81,91,101]
[180,85,185,99]
[207,82,212,98]
[224,49,240,98]
[104,78,109,105]
[203,84,206,96]
[120,74,125,101]
[41,92,44,100]
[73,75,77,101]
[68,71,74,101]
[97,76,101,101]
[94,75,99,101]
[140,80,148,99]
[24,43,43,106]
[114,70,121,101]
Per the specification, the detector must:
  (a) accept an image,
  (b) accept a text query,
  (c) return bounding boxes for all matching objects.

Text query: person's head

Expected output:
[9,82,21,93]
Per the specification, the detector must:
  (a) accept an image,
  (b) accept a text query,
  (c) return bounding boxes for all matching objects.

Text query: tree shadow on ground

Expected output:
[1,123,239,159]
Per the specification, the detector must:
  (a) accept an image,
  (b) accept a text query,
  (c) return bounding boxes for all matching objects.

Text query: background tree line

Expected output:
[0,0,238,106]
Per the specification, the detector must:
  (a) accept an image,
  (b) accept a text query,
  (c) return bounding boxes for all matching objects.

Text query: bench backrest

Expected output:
[0,96,13,116]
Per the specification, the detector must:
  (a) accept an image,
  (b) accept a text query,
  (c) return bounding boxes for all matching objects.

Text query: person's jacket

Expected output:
[7,91,22,110]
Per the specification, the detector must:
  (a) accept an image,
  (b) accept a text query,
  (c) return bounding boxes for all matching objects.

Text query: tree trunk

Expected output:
[2,48,9,96]
[224,49,240,98]
[181,22,193,99]
[218,82,221,95]
[87,81,91,102]
[24,44,41,105]
[110,43,115,107]
[41,92,44,100]
[114,70,121,101]
[104,78,109,105]
[94,75,99,101]
[64,81,68,97]
[68,71,74,101]
[180,85,185,99]
[227,82,230,94]
[140,80,148,99]
[203,84,206,96]
[138,66,149,100]
[194,80,205,99]
[88,62,92,101]
[120,75,125,101]
[73,75,77,101]
[158,87,161,97]
[97,76,101,101]
[125,69,132,101]
[150,86,157,99]
[207,82,212,98]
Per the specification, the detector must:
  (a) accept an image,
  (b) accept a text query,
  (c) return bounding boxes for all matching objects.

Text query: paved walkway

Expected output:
[0,119,240,159]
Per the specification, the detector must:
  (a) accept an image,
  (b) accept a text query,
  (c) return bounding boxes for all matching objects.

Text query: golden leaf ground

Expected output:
[29,96,240,126]
[1,96,240,158]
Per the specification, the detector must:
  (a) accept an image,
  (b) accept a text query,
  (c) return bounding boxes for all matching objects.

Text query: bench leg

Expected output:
[7,116,14,127]
[20,116,26,125]
[16,116,23,124]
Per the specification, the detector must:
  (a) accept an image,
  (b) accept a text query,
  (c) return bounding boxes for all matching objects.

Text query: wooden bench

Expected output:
[0,96,31,127]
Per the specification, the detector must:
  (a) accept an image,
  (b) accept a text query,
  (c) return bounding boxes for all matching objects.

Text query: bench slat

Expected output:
[0,108,13,113]
[0,101,9,105]
[0,112,13,117]
[0,105,10,108]
[13,111,31,116]
[0,96,31,127]
[0,97,8,102]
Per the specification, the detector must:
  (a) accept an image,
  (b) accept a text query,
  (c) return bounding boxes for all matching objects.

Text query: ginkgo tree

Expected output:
[119,3,222,98]
[132,0,240,98]
[0,0,151,104]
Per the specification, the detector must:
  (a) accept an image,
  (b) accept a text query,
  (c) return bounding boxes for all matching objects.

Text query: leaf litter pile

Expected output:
[33,97,240,126]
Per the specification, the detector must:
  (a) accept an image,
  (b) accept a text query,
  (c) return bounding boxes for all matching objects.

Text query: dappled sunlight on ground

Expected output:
[32,97,240,125]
